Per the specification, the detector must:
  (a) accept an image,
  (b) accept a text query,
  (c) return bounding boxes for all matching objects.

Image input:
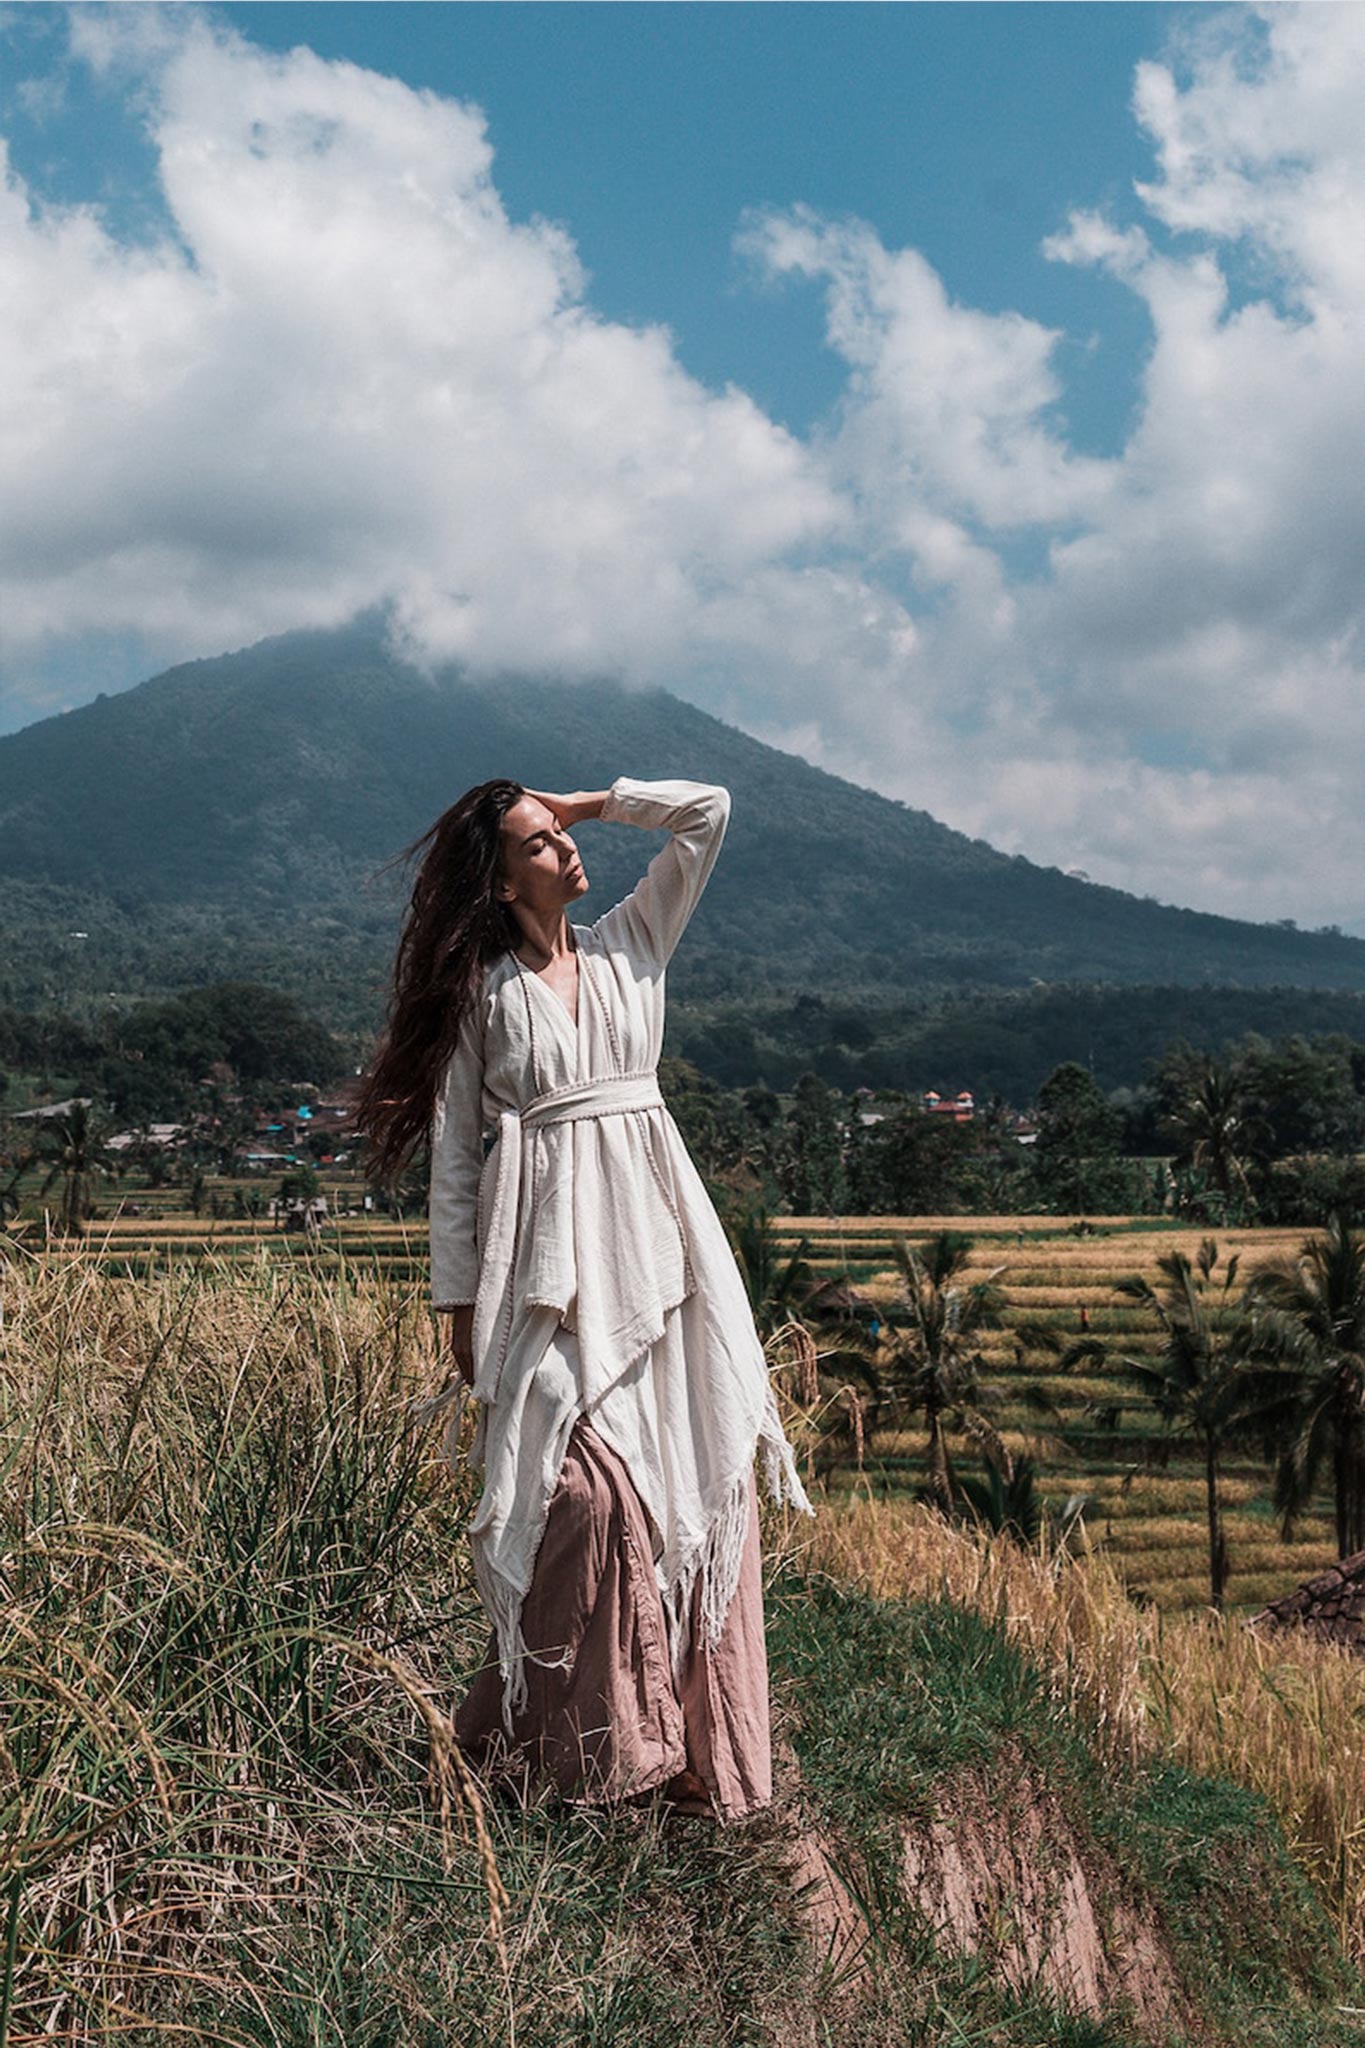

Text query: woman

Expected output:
[359,775,814,1822]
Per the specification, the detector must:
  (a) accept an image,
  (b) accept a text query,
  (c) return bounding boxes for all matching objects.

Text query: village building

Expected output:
[921,1089,976,1123]
[107,1121,189,1153]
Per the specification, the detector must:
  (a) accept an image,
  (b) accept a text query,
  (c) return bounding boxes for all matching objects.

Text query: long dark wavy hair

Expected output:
[356,779,525,1183]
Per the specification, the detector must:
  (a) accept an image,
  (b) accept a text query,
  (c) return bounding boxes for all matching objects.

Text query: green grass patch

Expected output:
[767,1570,1364,2046]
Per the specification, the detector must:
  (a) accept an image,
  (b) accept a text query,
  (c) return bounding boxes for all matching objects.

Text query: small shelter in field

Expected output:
[1249,1552,1365,1653]
[802,1275,875,1323]
[269,1193,330,1234]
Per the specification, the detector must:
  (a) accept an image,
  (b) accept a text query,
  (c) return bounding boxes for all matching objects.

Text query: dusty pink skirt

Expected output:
[454,1415,772,1822]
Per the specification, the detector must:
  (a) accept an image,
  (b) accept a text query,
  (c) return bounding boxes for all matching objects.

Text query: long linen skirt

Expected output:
[454,1413,773,1822]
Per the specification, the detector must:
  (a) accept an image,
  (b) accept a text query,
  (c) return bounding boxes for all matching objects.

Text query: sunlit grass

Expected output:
[3,1250,1363,2041]
[0,1254,511,2042]
[805,1492,1365,1965]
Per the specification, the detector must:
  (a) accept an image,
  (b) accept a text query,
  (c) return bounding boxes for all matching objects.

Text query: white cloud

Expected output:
[739,204,1115,537]
[2,11,856,691]
[737,4,1365,930]
[3,3,1365,933]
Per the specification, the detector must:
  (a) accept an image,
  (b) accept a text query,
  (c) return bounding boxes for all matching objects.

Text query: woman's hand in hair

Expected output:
[521,789,608,828]
[449,1304,476,1388]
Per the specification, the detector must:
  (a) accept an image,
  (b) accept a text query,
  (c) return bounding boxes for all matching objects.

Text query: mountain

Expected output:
[5,620,1365,1033]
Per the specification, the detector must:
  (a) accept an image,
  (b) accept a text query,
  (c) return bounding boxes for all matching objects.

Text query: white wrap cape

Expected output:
[424,776,815,1731]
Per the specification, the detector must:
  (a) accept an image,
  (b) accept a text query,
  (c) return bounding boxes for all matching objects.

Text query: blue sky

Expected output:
[222,3,1160,449]
[8,5,1160,444]
[3,3,1364,930]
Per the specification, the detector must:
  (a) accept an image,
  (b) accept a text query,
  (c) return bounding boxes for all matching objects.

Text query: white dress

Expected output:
[426,776,815,1733]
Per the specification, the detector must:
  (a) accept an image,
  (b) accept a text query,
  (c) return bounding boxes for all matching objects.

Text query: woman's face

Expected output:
[497,795,590,917]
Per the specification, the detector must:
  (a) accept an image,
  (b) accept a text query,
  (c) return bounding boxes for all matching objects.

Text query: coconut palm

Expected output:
[35,1100,117,1238]
[724,1199,880,1475]
[1244,1213,1365,1559]
[1160,1054,1264,1215]
[955,1455,1043,1545]
[875,1232,1010,1514]
[955,1454,1090,1555]
[1113,1239,1284,1609]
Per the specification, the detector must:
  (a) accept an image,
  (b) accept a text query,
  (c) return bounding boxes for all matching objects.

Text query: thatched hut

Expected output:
[1250,1552,1365,1652]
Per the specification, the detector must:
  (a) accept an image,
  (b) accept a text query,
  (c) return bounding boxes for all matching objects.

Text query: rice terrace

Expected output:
[9,1199,1343,1619]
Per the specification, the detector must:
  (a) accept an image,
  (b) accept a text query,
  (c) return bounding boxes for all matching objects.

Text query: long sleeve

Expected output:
[591,776,731,968]
[428,999,487,1308]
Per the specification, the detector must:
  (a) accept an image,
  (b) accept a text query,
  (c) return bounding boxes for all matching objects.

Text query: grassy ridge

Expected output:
[2,1257,1365,2043]
[806,1493,1365,1975]
[770,1573,1358,2044]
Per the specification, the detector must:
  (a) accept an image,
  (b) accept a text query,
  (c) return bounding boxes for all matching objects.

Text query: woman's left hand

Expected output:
[522,788,607,828]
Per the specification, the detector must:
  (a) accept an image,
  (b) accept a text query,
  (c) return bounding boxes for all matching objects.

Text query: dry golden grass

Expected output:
[781,1214,1151,1233]
[801,1492,1365,1961]
[988,1376,1147,1402]
[997,1289,1158,1310]
[1096,1517,1223,1552]
[0,1254,511,2039]
[784,1217,1299,1262]
[1082,1473,1260,1507]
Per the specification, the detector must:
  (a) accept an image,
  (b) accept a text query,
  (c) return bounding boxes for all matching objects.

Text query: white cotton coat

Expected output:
[424,776,815,1732]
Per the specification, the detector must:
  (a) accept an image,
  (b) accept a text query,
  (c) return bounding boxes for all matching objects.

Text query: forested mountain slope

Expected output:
[5,620,1363,1029]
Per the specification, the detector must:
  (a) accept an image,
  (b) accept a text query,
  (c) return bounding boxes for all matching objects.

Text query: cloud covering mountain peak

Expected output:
[2,3,1363,932]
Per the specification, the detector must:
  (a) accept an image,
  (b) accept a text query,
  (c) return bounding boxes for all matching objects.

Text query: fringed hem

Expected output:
[656,1383,816,1692]
[471,1543,576,1736]
[757,1377,818,1520]
[410,1375,582,1739]
[658,1460,754,1691]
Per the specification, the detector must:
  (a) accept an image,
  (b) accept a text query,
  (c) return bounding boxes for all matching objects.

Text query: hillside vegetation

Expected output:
[4,621,1364,1031]
[668,981,1365,1102]
[3,1256,1363,2045]
[14,971,1365,1109]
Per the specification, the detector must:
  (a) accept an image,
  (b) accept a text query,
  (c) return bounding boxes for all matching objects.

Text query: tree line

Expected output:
[664,1030,1365,1226]
[0,982,351,1123]
[7,977,1365,1232]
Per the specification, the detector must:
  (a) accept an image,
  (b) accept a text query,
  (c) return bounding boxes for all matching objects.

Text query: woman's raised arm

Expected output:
[588,777,731,968]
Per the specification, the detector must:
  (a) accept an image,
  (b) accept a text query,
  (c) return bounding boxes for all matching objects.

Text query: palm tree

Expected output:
[1113,1238,1283,1609]
[724,1199,818,1344]
[876,1232,1009,1514]
[955,1454,1091,1555]
[724,1199,880,1475]
[35,1100,116,1238]
[1161,1055,1263,1216]
[1244,1213,1365,1560]
[956,1455,1045,1546]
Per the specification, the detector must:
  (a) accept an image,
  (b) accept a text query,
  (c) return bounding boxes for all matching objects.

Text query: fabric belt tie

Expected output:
[519,1069,665,1132]
[471,1070,668,1405]
[411,1067,688,1457]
